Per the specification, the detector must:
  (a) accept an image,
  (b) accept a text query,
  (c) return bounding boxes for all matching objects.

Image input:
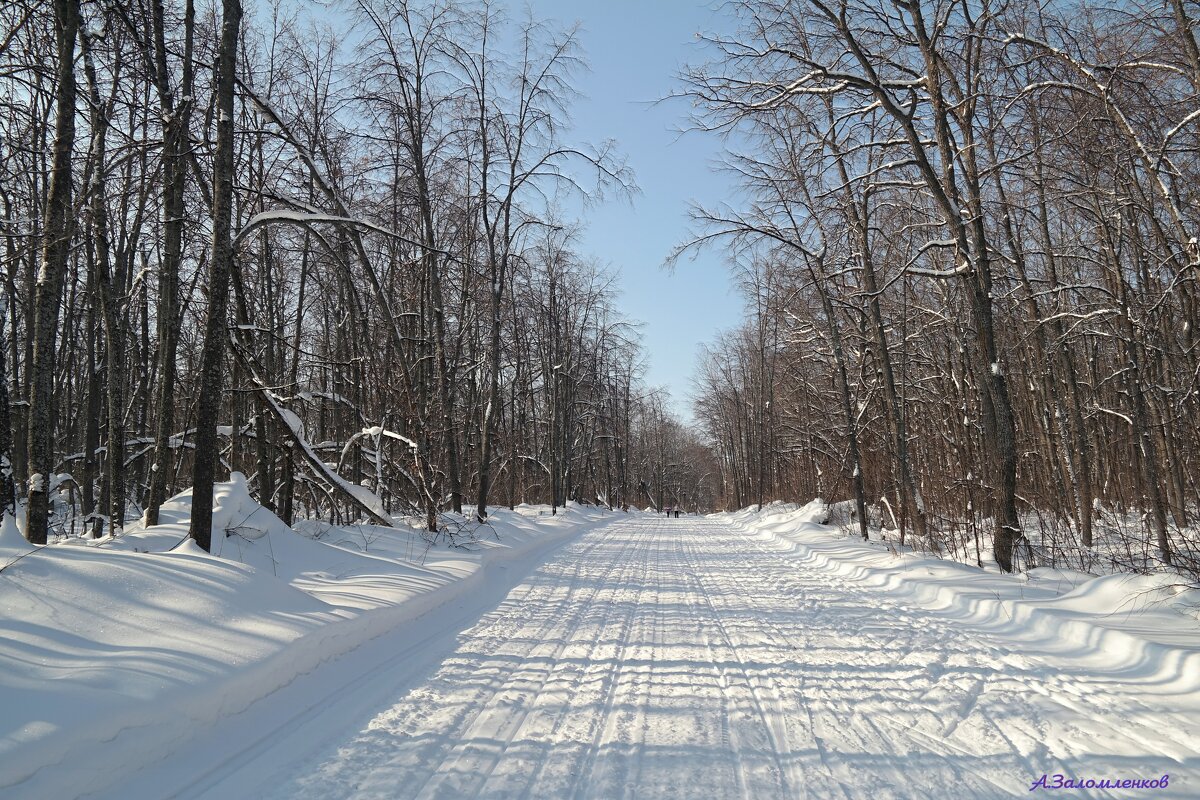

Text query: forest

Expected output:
[3,3,1198,795]
[0,0,718,553]
[3,0,1199,581]
[683,0,1200,577]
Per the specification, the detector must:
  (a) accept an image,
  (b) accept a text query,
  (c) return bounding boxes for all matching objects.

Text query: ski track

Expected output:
[209,517,1196,800]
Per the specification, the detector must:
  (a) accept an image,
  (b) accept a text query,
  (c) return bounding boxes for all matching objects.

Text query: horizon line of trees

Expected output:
[0,0,719,550]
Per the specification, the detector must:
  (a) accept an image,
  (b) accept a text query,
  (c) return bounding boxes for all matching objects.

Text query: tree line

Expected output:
[682,0,1200,576]
[0,0,718,550]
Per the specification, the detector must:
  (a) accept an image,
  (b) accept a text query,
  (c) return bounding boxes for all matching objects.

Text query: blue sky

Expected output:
[518,0,745,419]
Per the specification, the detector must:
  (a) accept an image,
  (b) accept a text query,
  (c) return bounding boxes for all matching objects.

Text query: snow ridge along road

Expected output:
[149,516,1197,799]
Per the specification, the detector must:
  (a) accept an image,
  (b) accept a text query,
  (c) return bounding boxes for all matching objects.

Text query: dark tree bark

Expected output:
[25,0,81,544]
[81,26,125,537]
[145,0,195,526]
[188,0,242,552]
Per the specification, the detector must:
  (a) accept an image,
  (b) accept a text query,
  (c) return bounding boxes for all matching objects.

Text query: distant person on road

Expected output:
[674,508,680,518]
[664,506,671,517]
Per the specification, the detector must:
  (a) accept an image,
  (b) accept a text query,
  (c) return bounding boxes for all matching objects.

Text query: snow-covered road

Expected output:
[155,516,1193,799]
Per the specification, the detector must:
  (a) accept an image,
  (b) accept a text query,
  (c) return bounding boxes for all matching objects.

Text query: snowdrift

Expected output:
[715,501,1200,693]
[0,476,620,799]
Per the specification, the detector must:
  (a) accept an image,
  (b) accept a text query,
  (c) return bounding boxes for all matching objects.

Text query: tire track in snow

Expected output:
[406,526,649,800]
[490,528,646,799]
[678,530,791,799]
[279,527,641,800]
[235,515,1195,800]
[741,522,1199,797]
[570,525,653,800]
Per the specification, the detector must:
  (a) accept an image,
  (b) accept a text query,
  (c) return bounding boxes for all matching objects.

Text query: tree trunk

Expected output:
[188,0,242,552]
[811,257,869,541]
[0,294,16,520]
[25,0,81,544]
[81,28,126,537]
[474,255,505,521]
[145,0,194,526]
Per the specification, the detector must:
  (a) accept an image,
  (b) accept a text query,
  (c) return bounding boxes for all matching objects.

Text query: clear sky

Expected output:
[517,0,745,420]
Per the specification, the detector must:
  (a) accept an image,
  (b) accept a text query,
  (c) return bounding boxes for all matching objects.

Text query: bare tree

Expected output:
[24,0,80,544]
[188,0,243,552]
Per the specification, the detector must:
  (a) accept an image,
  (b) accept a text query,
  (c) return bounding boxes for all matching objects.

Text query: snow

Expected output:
[0,512,27,551]
[0,479,618,800]
[359,424,418,451]
[279,407,305,438]
[3,498,1198,799]
[720,502,1200,670]
[342,483,389,523]
[110,511,1197,800]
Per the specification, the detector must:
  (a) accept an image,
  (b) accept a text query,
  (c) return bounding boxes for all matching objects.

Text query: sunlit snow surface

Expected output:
[0,480,611,800]
[3,501,1198,799]
[191,516,1197,800]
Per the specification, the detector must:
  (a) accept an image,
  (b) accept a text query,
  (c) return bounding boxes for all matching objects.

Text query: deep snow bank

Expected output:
[0,476,620,799]
[715,501,1200,692]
